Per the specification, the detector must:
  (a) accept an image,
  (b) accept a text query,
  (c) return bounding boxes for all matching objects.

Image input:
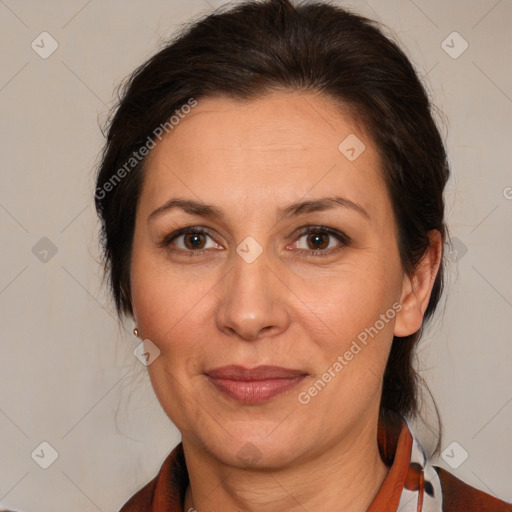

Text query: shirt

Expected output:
[119,412,512,511]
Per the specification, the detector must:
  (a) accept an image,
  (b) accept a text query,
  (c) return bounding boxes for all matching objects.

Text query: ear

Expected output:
[394,230,443,337]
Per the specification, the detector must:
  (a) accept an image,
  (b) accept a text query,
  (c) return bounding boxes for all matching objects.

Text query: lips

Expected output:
[205,365,307,404]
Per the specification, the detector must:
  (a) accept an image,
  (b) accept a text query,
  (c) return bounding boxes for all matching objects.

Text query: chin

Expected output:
[199,426,308,470]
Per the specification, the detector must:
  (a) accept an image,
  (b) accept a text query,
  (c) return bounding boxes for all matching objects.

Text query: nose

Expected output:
[215,249,291,341]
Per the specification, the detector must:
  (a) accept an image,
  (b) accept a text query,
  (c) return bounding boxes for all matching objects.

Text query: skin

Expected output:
[130,90,442,512]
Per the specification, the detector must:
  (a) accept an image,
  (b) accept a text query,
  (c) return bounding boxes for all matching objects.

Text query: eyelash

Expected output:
[159,225,352,258]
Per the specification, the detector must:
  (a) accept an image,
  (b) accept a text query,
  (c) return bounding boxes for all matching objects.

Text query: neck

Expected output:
[182,418,390,512]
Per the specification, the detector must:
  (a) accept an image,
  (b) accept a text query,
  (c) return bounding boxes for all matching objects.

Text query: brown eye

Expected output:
[294,227,349,253]
[183,232,207,250]
[161,227,221,253]
[305,231,329,250]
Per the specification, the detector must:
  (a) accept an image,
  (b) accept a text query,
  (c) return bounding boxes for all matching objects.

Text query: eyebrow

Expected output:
[148,195,370,223]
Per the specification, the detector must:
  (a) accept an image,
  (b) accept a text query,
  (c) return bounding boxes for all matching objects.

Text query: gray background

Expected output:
[0,0,511,510]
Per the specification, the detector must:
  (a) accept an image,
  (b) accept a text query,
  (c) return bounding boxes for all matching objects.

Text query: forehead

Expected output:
[139,91,388,221]
[152,91,370,153]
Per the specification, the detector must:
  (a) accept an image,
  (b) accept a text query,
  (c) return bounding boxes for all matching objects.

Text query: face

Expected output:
[130,91,408,468]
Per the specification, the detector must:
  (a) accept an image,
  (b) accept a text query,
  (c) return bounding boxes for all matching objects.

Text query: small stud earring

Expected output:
[133,327,139,338]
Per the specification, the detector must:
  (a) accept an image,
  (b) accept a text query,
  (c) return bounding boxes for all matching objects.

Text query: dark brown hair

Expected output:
[95,0,449,452]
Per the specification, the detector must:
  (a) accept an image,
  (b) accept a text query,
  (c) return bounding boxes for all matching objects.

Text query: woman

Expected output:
[95,0,512,510]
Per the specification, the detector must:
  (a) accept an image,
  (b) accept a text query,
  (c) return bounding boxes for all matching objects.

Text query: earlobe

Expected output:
[394,230,443,338]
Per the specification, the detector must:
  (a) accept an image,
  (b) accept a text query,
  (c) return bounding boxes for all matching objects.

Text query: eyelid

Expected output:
[159,225,351,256]
[158,226,221,250]
[292,225,351,245]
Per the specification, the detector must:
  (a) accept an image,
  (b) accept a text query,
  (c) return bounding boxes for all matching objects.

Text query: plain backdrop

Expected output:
[0,0,511,510]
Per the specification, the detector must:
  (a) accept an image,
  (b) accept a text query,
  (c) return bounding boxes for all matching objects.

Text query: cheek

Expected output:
[130,247,216,352]
[294,258,400,346]
[130,251,217,431]
[295,269,399,408]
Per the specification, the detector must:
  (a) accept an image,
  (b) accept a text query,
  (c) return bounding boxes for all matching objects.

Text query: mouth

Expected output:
[205,365,308,404]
